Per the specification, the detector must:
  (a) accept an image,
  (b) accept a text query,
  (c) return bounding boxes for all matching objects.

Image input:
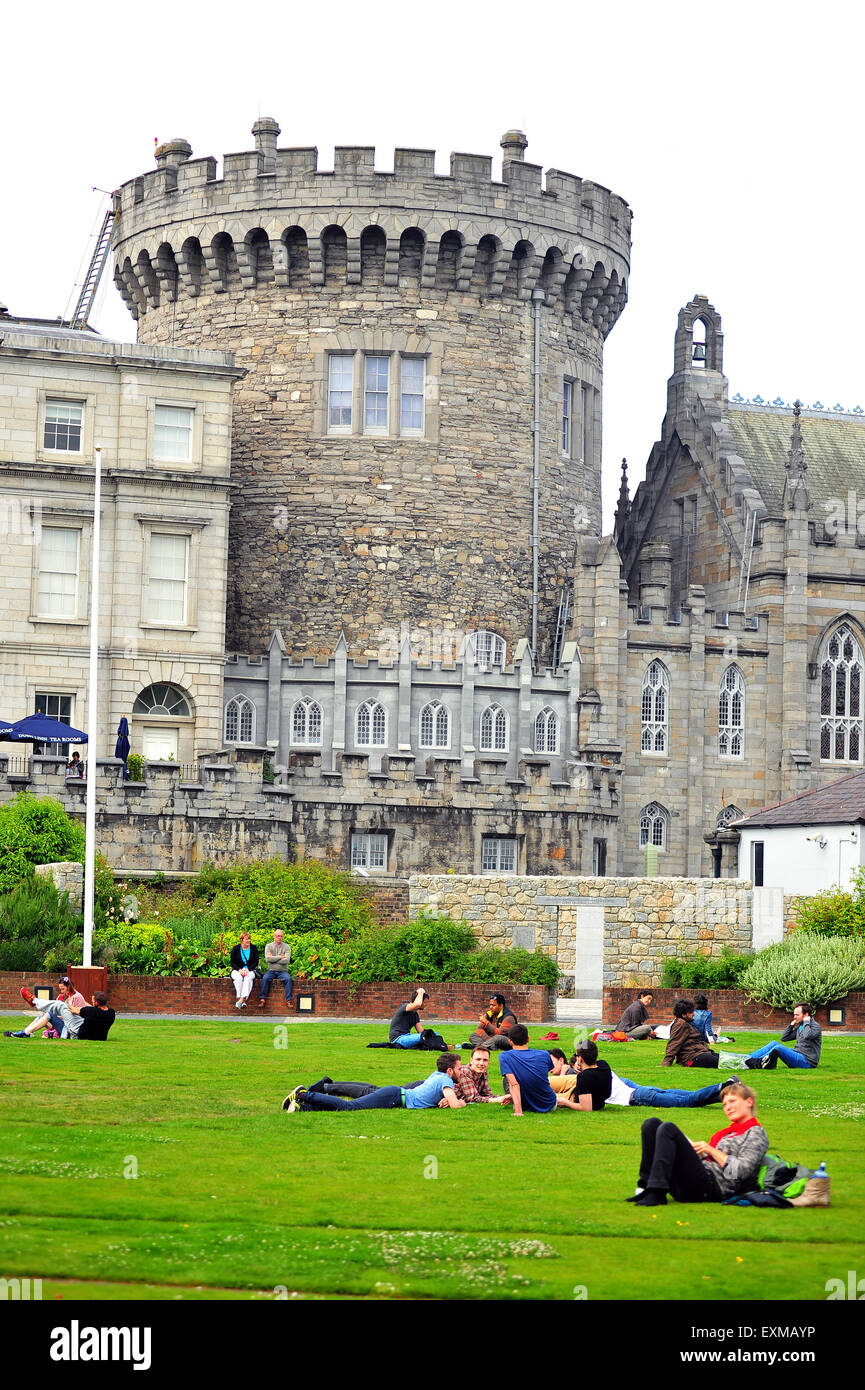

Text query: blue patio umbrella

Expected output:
[9,713,89,744]
[0,717,13,738]
[114,715,130,779]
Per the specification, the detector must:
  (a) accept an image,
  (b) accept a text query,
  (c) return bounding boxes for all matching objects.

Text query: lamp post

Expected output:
[82,443,102,968]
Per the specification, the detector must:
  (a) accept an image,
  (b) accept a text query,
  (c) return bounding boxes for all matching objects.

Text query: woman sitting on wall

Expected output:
[229,931,259,1009]
[661,998,719,1068]
[627,1081,768,1206]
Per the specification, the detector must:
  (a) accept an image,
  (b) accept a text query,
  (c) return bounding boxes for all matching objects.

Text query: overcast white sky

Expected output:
[4,0,862,527]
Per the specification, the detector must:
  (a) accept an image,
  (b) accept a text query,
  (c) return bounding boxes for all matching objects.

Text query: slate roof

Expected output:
[727,404,865,517]
[736,768,865,828]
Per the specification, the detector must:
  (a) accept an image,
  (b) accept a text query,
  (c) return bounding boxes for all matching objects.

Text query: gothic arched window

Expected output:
[466,630,506,671]
[533,707,559,754]
[640,661,669,754]
[718,665,745,758]
[639,801,668,850]
[419,700,450,749]
[291,698,323,746]
[820,625,864,763]
[479,703,509,752]
[716,805,743,828]
[356,699,387,747]
[224,695,255,744]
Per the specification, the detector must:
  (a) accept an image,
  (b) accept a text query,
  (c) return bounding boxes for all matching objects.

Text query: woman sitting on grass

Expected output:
[662,998,719,1068]
[627,1081,768,1207]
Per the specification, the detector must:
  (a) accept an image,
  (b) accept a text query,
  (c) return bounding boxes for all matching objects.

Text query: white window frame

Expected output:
[467,630,506,671]
[328,353,354,434]
[718,665,745,759]
[356,699,387,747]
[363,354,390,434]
[291,698,323,746]
[419,700,450,750]
[481,836,517,874]
[43,399,84,454]
[143,531,190,627]
[580,383,593,465]
[400,356,425,436]
[533,706,559,754]
[153,404,194,464]
[224,694,255,745]
[479,703,509,753]
[820,625,864,764]
[639,802,668,851]
[562,379,573,457]
[351,832,388,870]
[640,660,669,755]
[36,526,81,620]
[33,691,76,755]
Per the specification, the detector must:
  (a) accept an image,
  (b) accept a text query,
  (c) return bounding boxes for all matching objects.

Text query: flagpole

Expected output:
[82,443,102,968]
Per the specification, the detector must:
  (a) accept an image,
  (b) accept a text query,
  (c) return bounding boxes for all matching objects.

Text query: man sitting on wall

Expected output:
[744,1003,823,1070]
[259,927,293,1008]
[463,994,518,1051]
[616,990,656,1039]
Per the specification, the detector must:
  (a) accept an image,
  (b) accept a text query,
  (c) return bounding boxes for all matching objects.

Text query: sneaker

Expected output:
[760,1052,778,1069]
[20,986,35,1006]
[541,1031,559,1041]
[282,1086,307,1113]
[720,1074,742,1091]
[240,999,247,1009]
[4,1030,29,1038]
[744,1057,760,1069]
[235,1000,242,1009]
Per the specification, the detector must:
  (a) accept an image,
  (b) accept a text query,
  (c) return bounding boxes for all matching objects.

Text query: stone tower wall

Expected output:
[112,123,631,659]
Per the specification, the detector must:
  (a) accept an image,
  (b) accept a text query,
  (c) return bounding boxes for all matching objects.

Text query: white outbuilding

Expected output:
[735,769,865,894]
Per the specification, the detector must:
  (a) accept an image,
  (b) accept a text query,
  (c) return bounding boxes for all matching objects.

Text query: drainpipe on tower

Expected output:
[531,286,545,661]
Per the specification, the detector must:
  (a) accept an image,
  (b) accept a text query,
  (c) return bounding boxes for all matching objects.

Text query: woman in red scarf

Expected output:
[628,1082,768,1207]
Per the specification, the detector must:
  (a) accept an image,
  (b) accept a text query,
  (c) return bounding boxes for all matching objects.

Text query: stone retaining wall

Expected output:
[0,972,549,1024]
[411,874,753,987]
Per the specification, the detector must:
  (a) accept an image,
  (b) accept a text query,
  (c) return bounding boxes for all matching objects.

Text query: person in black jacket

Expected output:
[229,931,259,1009]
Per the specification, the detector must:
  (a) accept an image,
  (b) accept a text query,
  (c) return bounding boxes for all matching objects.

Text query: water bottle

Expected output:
[815,1162,828,1179]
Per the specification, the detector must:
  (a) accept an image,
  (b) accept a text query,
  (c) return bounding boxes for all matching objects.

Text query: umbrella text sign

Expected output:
[9,714,89,744]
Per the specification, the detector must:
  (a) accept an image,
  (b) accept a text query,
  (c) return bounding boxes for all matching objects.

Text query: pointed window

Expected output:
[640,661,669,754]
[224,695,255,744]
[291,699,323,746]
[419,700,450,749]
[533,707,559,754]
[718,665,745,758]
[356,699,387,747]
[639,801,668,850]
[466,630,506,671]
[820,625,864,763]
[479,703,509,752]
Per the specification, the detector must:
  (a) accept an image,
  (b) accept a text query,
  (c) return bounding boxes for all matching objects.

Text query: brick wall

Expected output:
[603,986,865,1032]
[357,877,410,925]
[0,972,549,1024]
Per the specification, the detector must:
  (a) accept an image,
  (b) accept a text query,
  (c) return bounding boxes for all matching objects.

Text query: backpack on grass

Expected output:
[724,1153,830,1208]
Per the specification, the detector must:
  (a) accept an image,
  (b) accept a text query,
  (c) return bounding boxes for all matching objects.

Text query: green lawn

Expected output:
[1,1019,863,1301]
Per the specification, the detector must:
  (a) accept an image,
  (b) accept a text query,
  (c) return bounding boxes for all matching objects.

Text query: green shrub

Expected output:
[0,875,83,972]
[792,870,865,937]
[209,859,376,939]
[659,945,752,990]
[0,794,86,894]
[126,753,144,781]
[739,933,865,1009]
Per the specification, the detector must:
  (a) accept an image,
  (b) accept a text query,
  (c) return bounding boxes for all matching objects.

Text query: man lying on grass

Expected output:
[501,1025,608,1113]
[4,991,115,1042]
[283,1053,466,1112]
[288,1048,513,1108]
[548,1042,741,1110]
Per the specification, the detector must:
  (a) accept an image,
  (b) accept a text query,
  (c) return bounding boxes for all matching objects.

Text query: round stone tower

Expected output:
[112,122,631,659]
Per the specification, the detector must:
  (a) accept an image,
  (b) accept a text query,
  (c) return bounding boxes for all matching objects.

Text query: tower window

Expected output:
[718,665,745,758]
[640,661,669,755]
[328,354,354,433]
[820,625,864,763]
[639,802,668,850]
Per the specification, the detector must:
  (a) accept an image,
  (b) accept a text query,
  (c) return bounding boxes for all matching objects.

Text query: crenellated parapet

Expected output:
[112,121,630,334]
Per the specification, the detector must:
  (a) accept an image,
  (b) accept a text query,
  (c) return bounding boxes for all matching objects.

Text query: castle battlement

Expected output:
[112,120,630,332]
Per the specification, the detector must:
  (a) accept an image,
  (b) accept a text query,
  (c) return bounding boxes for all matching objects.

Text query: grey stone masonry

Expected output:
[112,121,631,662]
[409,873,754,987]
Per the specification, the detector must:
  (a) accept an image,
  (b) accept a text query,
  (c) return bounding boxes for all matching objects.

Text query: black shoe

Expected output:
[744,1058,760,1069]
[633,1189,667,1207]
[4,1030,29,1038]
[625,1189,646,1202]
[720,1074,742,1090]
[760,1052,778,1069]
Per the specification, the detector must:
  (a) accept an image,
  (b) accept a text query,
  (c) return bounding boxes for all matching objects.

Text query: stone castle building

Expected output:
[2,122,864,879]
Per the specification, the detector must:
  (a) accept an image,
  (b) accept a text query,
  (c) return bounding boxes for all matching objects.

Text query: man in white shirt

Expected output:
[604,1064,741,1110]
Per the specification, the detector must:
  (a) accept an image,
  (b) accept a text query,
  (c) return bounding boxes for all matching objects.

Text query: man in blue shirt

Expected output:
[499,1024,559,1115]
[282,1053,465,1112]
